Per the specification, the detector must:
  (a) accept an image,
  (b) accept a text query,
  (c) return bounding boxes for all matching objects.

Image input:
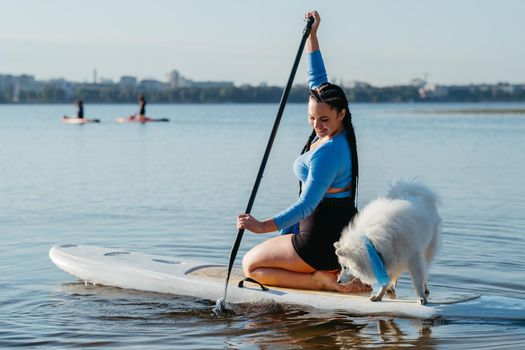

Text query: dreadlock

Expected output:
[301,83,359,209]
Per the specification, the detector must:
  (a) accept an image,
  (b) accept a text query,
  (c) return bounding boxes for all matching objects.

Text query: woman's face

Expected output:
[308,100,345,139]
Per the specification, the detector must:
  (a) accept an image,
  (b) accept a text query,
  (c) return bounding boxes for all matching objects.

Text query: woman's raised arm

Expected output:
[305,11,328,89]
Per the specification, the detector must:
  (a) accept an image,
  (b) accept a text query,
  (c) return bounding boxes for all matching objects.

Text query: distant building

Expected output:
[139,79,168,91]
[119,76,137,89]
[76,82,102,91]
[410,78,427,88]
[495,82,515,94]
[418,84,448,99]
[0,74,38,90]
[0,74,41,102]
[478,84,490,92]
[167,70,190,88]
[167,70,233,89]
[16,75,37,90]
[46,78,74,99]
[0,74,14,89]
[98,78,114,85]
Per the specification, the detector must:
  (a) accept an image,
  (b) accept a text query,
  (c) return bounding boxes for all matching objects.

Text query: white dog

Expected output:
[334,179,441,305]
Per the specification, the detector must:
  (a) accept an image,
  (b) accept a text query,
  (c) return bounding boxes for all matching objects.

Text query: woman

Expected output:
[237,11,371,293]
[138,94,146,117]
[76,100,84,119]
[130,94,147,120]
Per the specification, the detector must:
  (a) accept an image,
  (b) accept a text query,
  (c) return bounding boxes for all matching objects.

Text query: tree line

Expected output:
[1,83,524,103]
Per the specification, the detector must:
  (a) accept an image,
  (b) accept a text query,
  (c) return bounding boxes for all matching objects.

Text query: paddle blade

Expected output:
[212,298,236,318]
[213,298,226,316]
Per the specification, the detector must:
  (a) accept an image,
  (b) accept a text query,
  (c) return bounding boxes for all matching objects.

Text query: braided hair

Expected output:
[301,83,359,209]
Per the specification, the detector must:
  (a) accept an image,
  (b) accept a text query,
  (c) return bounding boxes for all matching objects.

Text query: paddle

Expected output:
[215,16,315,313]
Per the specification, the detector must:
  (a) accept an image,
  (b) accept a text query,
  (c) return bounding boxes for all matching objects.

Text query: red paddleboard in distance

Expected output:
[62,116,100,124]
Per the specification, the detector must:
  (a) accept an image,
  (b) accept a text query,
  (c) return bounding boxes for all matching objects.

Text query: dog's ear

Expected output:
[335,246,351,257]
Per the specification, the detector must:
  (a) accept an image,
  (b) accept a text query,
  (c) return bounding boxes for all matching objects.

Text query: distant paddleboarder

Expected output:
[138,94,146,117]
[76,100,84,119]
[62,99,84,119]
[116,94,169,123]
[62,99,100,123]
[130,94,147,121]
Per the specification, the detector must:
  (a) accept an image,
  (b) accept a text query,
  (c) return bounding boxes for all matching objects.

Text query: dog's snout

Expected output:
[337,268,352,284]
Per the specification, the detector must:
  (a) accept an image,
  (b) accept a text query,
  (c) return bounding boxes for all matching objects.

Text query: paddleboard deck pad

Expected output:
[49,244,525,320]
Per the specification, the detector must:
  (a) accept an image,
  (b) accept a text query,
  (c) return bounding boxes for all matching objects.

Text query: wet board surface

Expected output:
[49,244,525,320]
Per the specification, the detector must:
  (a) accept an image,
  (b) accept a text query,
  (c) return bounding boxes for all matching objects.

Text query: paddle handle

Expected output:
[223,16,315,302]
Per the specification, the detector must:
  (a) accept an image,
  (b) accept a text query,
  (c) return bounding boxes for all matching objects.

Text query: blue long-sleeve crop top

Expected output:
[273,132,352,230]
[272,50,353,231]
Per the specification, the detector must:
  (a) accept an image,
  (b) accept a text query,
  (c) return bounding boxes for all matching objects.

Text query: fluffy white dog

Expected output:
[334,179,441,305]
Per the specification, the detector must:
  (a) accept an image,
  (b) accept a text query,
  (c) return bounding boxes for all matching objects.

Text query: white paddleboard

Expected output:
[49,244,525,320]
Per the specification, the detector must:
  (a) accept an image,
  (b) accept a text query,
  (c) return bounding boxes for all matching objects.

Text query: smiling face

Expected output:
[308,99,346,139]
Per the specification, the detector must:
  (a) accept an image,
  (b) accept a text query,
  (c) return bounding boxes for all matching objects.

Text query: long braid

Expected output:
[301,129,317,155]
[342,107,359,209]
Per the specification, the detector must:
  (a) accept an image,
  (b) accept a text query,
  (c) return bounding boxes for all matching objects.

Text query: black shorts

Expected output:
[292,197,357,271]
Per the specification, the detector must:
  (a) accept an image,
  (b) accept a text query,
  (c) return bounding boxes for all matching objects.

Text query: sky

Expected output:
[0,0,523,86]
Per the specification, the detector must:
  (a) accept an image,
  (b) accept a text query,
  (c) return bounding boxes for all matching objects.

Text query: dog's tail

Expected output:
[386,178,440,205]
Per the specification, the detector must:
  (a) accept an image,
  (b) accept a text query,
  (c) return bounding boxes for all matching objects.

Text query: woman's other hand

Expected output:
[237,214,264,233]
[237,214,276,234]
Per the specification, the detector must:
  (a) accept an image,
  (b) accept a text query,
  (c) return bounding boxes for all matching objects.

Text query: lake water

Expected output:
[1,102,524,348]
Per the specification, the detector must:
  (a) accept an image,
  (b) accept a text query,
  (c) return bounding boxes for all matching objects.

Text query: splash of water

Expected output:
[212,298,227,318]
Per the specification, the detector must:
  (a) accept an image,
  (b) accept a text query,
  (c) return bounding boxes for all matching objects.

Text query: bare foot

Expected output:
[343,278,373,293]
[313,270,372,293]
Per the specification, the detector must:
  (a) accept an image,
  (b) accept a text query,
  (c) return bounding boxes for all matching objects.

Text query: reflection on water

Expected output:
[21,281,522,349]
[1,103,525,348]
[45,283,442,349]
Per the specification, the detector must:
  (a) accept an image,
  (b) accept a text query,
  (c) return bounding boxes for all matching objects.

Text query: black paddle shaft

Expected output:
[223,17,315,301]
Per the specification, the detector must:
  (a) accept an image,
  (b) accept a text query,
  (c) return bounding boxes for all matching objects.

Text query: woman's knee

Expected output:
[241,235,296,276]
[242,249,257,276]
[241,238,280,276]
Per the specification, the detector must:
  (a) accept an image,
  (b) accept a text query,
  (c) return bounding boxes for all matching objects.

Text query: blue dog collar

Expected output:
[363,236,390,287]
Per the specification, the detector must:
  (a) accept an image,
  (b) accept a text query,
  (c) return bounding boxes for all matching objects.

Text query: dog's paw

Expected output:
[417,297,427,305]
[369,294,383,302]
